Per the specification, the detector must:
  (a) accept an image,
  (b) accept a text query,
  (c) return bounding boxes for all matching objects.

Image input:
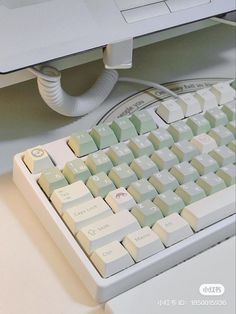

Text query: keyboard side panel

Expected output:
[13,153,105,301]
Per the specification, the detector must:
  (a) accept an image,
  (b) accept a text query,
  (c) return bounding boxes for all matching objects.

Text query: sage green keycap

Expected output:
[209,146,235,167]
[85,151,113,174]
[130,155,158,179]
[175,182,206,205]
[216,164,236,186]
[68,131,97,157]
[148,128,174,150]
[90,124,118,149]
[110,117,138,141]
[228,140,236,152]
[128,179,157,203]
[186,114,211,135]
[222,101,236,121]
[38,167,68,197]
[226,120,236,137]
[131,200,163,227]
[108,163,137,188]
[196,172,226,195]
[191,154,219,175]
[128,135,154,157]
[171,140,199,162]
[130,110,156,134]
[63,159,91,183]
[168,121,193,142]
[107,143,134,166]
[153,190,185,216]
[170,162,199,184]
[149,169,179,193]
[208,125,234,146]
[204,108,228,127]
[86,172,115,198]
[151,147,179,170]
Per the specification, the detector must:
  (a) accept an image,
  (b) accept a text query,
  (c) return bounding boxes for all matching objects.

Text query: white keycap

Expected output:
[191,134,217,154]
[123,227,164,262]
[152,213,193,247]
[51,181,93,214]
[91,241,134,278]
[181,185,236,232]
[105,188,136,213]
[157,99,184,123]
[23,146,54,174]
[210,82,236,105]
[77,210,140,254]
[177,93,202,117]
[194,88,218,110]
[63,197,112,234]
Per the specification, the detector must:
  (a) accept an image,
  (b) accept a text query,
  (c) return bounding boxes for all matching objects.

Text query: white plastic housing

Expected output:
[13,136,235,303]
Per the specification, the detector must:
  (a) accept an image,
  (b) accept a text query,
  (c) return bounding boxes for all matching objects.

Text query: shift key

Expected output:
[77,211,140,255]
[181,185,235,232]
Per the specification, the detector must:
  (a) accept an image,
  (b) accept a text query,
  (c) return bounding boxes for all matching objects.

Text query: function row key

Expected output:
[68,110,157,157]
[194,88,218,110]
[156,92,205,124]
[68,131,97,157]
[177,93,202,117]
[156,82,235,124]
[110,116,137,142]
[210,82,236,105]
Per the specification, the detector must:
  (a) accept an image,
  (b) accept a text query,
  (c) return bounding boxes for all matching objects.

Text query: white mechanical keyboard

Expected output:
[13,81,236,303]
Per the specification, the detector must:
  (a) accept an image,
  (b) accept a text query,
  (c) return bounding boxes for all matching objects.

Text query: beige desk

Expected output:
[0,24,235,314]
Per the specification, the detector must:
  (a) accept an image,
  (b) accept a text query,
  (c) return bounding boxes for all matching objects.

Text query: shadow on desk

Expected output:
[0,173,99,309]
[0,79,77,141]
[0,61,105,142]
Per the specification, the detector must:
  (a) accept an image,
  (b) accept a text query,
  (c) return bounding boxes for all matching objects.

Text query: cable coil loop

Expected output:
[29,66,119,117]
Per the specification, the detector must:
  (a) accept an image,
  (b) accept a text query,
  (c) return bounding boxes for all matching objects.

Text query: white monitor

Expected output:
[0,0,235,73]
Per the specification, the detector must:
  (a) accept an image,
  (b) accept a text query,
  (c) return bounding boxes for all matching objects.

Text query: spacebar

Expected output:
[181,185,236,232]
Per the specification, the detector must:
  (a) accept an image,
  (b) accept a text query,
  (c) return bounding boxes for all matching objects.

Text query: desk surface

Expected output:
[0,24,235,314]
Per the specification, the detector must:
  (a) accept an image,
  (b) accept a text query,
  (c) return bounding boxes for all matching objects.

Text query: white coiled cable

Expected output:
[28,66,119,117]
[29,66,179,117]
